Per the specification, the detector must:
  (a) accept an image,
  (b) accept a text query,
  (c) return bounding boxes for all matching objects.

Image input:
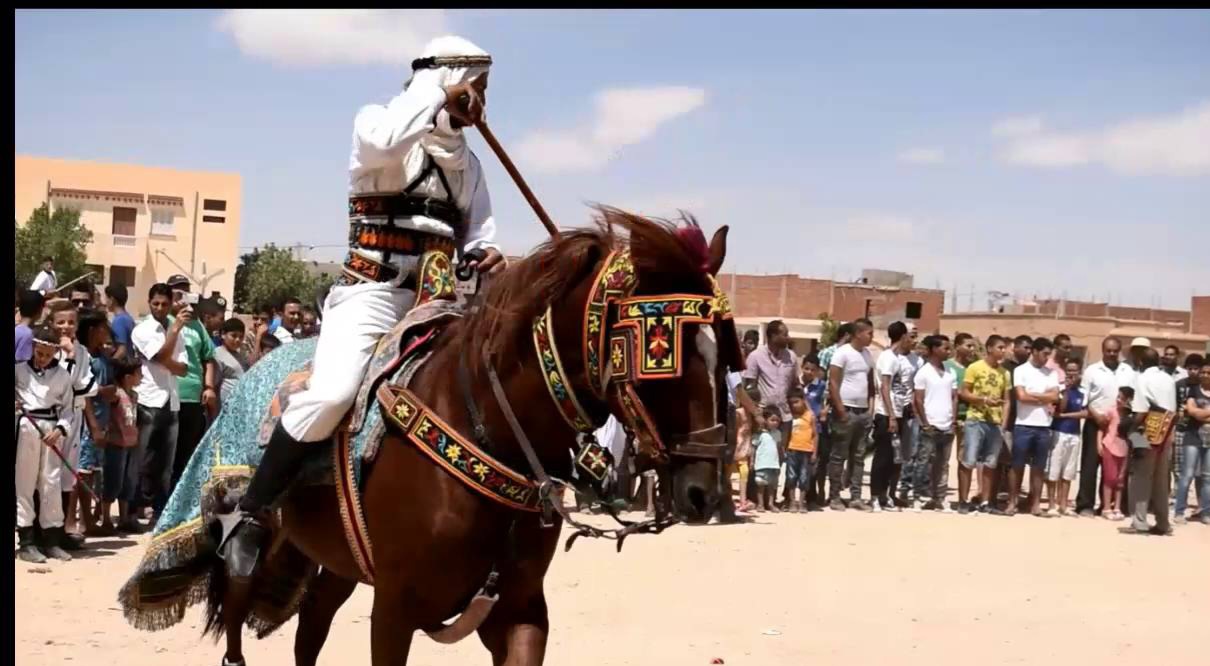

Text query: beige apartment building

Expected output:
[14,155,241,316]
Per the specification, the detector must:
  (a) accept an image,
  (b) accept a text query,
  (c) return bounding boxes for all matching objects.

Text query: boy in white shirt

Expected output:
[1008,337,1062,517]
[911,335,958,512]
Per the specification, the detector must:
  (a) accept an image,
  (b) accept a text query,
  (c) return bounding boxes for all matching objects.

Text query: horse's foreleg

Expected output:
[222,577,254,666]
[294,567,358,666]
[371,589,416,666]
[476,592,550,666]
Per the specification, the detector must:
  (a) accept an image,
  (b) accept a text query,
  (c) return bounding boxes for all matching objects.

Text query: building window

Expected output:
[202,215,225,224]
[112,206,137,237]
[151,209,175,236]
[905,301,923,319]
[109,265,136,288]
[203,199,227,212]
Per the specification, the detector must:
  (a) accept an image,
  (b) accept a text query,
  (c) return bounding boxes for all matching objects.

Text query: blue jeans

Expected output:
[785,450,814,493]
[1174,431,1209,517]
[1012,425,1052,469]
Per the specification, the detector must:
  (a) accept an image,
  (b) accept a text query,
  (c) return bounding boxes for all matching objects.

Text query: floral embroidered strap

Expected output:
[377,384,540,512]
[582,250,638,399]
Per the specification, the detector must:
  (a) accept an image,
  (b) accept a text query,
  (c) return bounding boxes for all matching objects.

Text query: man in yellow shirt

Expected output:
[785,393,819,513]
[956,335,1012,514]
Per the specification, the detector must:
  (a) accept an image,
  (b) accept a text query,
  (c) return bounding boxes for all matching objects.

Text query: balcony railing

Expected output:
[113,235,137,248]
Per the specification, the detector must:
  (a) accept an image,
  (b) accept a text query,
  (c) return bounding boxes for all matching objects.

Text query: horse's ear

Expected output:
[706,225,729,276]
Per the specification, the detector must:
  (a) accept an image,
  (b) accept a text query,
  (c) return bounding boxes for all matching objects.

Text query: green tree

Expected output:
[818,312,839,347]
[15,204,93,289]
[235,244,321,314]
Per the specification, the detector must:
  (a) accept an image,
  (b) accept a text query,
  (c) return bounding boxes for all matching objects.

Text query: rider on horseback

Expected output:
[220,35,506,576]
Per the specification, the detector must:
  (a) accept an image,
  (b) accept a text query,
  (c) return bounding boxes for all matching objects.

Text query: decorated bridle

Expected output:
[533,248,740,486]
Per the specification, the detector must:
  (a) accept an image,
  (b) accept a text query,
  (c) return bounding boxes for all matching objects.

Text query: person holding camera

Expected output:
[165,275,219,495]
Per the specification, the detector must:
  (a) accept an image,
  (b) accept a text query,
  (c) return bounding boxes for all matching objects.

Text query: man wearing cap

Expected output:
[219,35,506,574]
[165,275,219,494]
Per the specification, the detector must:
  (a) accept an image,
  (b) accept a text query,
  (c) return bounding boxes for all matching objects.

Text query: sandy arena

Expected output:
[15,497,1207,666]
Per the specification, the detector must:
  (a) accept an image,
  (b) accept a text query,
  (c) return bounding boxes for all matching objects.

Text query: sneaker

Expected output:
[1174,515,1187,525]
[829,499,847,512]
[911,500,922,513]
[922,500,940,511]
[939,503,955,514]
[988,507,1009,517]
[1045,508,1058,518]
[851,500,872,512]
[1199,514,1210,526]
[976,503,991,514]
[1078,509,1095,518]
[957,502,971,515]
[871,501,883,513]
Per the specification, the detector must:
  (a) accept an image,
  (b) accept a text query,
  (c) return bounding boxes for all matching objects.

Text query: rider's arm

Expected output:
[352,82,448,169]
[462,154,502,256]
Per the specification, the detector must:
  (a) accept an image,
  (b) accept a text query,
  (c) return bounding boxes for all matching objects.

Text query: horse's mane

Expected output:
[456,205,714,367]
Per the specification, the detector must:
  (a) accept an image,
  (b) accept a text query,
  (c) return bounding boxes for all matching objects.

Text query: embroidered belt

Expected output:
[348,194,465,232]
[340,251,402,285]
[377,384,541,512]
[347,223,457,257]
[23,407,59,420]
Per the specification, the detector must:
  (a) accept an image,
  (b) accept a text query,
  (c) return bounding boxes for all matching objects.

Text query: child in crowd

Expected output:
[732,388,757,513]
[15,324,76,563]
[48,301,96,547]
[753,408,784,513]
[214,318,250,405]
[257,329,282,360]
[1046,359,1086,516]
[77,311,116,535]
[785,393,818,513]
[1097,386,1134,521]
[101,357,144,533]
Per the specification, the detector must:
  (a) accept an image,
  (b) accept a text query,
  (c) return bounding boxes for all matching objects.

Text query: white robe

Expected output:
[15,362,74,529]
[281,77,497,443]
[58,344,96,491]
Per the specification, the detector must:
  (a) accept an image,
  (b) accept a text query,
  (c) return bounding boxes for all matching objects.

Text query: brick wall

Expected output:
[720,272,942,330]
[1194,296,1210,337]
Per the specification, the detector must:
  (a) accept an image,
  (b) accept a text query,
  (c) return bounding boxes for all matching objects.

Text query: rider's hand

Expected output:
[444,75,486,126]
[471,247,507,275]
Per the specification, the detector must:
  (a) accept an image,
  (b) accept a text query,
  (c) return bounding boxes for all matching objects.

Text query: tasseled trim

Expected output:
[116,470,315,637]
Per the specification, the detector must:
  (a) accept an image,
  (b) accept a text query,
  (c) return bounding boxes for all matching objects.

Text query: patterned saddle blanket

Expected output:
[255,298,463,485]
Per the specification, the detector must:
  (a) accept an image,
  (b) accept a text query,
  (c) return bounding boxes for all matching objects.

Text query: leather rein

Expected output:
[459,249,739,550]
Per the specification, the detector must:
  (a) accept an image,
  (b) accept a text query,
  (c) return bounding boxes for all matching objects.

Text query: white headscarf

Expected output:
[406,35,491,172]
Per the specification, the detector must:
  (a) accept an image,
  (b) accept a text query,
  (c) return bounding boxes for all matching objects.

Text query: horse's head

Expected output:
[604,210,740,523]
[465,207,742,526]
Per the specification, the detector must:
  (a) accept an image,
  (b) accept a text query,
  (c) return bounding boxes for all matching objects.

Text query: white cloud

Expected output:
[991,115,1043,138]
[996,101,1210,176]
[515,86,707,174]
[216,9,448,67]
[896,147,945,165]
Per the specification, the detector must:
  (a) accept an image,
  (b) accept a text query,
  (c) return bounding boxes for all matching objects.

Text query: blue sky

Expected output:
[15,9,1210,309]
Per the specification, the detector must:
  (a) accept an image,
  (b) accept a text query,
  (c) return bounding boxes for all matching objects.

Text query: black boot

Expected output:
[41,527,73,561]
[219,424,311,578]
[16,527,47,564]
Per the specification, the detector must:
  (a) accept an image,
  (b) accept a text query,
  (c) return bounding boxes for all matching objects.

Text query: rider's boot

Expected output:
[218,424,311,578]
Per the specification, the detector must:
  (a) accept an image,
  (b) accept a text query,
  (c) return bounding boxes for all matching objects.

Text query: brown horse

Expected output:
[211,208,735,665]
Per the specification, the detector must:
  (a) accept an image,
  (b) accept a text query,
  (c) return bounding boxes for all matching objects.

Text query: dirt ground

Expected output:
[15,485,1207,666]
